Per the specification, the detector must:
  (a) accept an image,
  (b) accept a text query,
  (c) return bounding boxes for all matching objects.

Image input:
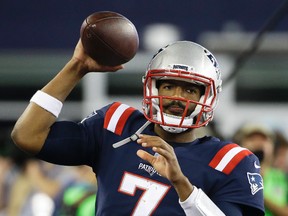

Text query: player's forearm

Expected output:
[41,58,86,101]
[171,175,194,202]
[11,58,85,155]
[173,176,226,216]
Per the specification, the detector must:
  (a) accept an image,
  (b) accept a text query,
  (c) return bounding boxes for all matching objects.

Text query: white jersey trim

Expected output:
[106,103,130,133]
[214,146,246,172]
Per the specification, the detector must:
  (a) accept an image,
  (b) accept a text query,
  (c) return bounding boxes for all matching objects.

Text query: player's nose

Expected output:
[173,86,185,98]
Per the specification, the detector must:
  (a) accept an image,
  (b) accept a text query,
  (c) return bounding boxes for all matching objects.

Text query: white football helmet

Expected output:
[142,41,222,133]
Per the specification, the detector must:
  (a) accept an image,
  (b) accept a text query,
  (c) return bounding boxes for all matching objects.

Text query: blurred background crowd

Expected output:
[1,0,288,215]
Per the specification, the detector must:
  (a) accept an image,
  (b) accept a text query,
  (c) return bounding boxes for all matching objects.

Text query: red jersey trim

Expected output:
[104,102,136,136]
[209,143,253,175]
[104,102,121,129]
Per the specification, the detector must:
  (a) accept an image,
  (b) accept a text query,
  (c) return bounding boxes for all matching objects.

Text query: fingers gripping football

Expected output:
[72,39,123,74]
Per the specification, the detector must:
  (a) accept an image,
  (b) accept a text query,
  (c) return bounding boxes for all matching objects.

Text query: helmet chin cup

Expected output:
[160,125,188,134]
[156,112,192,133]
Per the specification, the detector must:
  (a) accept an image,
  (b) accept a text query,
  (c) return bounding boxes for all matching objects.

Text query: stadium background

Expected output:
[0,0,287,138]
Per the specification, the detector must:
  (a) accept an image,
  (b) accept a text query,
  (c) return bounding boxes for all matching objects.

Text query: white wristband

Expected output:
[30,90,63,118]
[179,186,225,216]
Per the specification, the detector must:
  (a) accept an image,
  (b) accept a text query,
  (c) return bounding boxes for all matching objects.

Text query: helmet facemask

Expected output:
[143,69,217,133]
[142,41,222,133]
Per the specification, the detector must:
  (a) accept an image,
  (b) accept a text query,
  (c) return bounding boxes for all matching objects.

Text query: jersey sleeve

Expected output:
[36,105,110,166]
[210,149,265,215]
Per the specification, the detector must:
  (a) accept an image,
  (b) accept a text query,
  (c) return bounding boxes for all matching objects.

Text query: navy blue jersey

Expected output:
[37,102,264,215]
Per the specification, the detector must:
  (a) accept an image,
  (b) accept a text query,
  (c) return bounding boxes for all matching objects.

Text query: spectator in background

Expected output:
[0,127,80,216]
[0,127,26,216]
[0,155,15,216]
[273,131,288,175]
[233,123,288,216]
[58,165,97,216]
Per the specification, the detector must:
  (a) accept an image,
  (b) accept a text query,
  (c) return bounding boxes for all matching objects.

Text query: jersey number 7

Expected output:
[118,172,171,215]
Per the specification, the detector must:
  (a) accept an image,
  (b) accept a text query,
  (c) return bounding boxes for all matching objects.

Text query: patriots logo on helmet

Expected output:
[172,64,189,71]
[204,49,219,69]
[247,172,264,195]
[204,49,221,81]
[150,44,169,61]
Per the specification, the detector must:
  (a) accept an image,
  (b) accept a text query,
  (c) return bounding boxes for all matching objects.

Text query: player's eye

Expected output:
[186,87,197,94]
[162,83,174,90]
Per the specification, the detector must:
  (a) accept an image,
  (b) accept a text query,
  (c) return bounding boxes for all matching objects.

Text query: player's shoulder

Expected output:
[197,137,264,213]
[102,102,144,135]
[82,102,145,135]
[204,138,256,175]
[212,140,264,212]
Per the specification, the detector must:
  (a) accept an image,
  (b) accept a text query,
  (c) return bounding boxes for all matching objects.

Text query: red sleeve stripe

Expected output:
[104,102,122,129]
[222,149,252,174]
[104,102,135,135]
[209,143,239,168]
[114,107,136,135]
[209,144,253,175]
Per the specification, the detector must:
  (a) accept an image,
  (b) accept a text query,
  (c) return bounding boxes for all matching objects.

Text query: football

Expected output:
[80,11,139,66]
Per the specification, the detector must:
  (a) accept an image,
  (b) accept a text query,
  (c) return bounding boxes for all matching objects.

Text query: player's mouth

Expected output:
[167,105,185,116]
[163,100,187,116]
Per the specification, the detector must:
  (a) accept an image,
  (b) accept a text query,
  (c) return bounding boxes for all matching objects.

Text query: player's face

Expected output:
[158,80,203,117]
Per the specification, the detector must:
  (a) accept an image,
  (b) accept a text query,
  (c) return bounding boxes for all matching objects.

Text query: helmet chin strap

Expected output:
[156,112,193,134]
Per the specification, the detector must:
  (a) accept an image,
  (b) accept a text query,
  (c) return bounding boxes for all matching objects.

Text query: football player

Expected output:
[11,39,264,215]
